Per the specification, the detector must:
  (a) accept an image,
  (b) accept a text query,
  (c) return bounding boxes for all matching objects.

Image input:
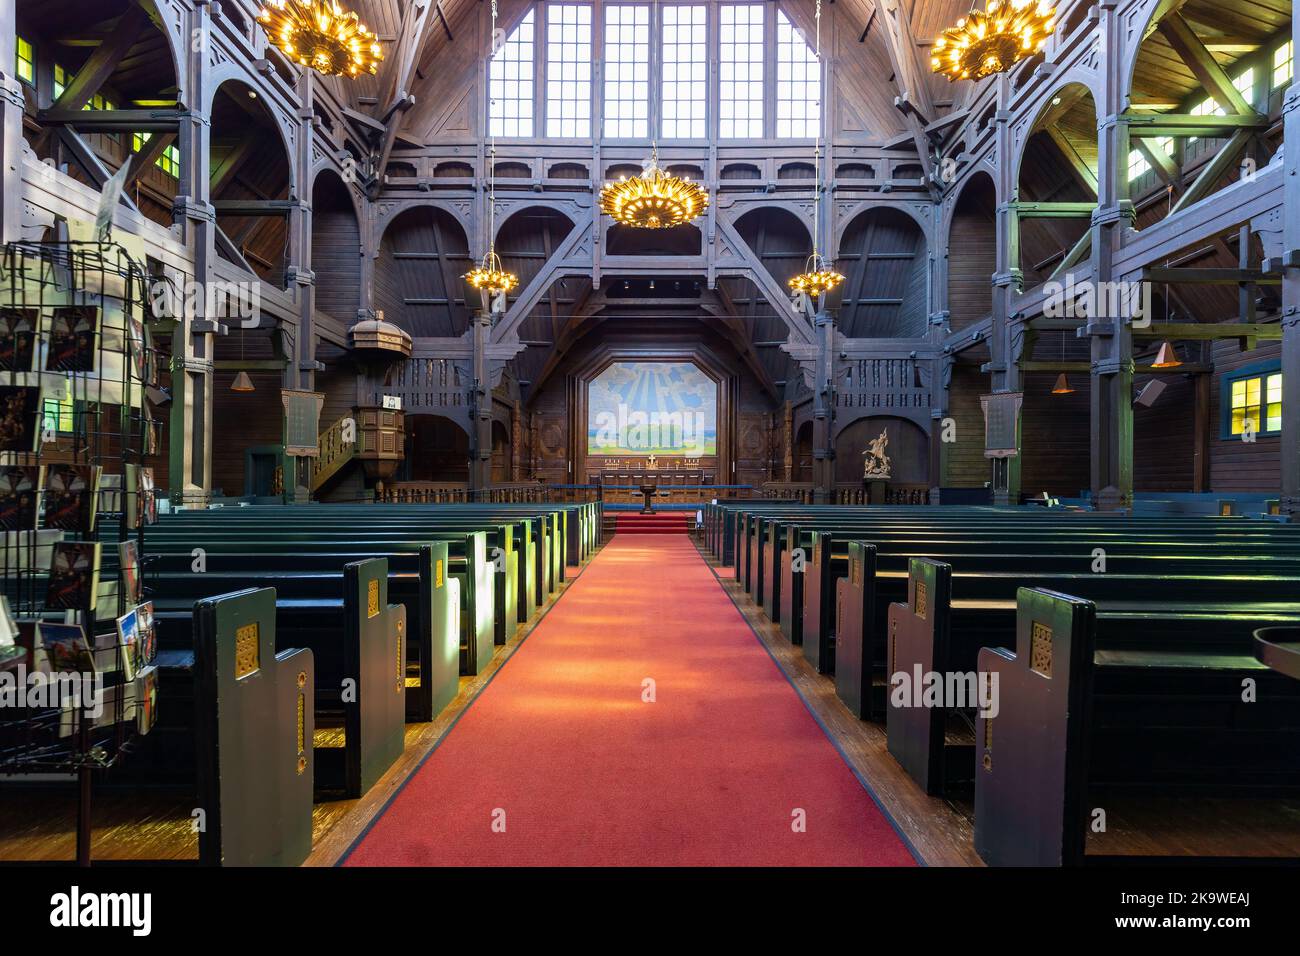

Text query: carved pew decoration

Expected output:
[835,541,880,721]
[885,559,957,791]
[975,587,1097,867]
[193,587,314,867]
[335,558,407,798]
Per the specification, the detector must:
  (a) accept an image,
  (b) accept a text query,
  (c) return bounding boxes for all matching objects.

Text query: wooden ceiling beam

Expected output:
[1158,14,1254,116]
[868,0,936,181]
[51,3,150,113]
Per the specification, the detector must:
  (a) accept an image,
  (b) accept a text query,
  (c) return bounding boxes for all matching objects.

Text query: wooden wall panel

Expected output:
[945,364,991,488]
[1021,373,1091,498]
[1133,372,1197,492]
[311,174,362,323]
[210,371,285,498]
[947,175,997,332]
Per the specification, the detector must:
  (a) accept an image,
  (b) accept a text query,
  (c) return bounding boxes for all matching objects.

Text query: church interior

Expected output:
[2,0,1300,888]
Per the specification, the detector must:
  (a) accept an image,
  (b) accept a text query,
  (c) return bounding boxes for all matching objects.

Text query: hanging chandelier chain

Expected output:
[464,0,520,296]
[812,0,822,265]
[486,0,500,269]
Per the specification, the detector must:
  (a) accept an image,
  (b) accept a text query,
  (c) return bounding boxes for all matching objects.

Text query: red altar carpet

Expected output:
[343,535,916,867]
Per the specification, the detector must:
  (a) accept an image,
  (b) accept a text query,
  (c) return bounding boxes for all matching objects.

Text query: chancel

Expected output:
[3,0,1300,899]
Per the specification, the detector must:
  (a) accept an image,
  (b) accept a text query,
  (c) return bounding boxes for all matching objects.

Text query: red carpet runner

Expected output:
[344,536,915,867]
[613,512,692,535]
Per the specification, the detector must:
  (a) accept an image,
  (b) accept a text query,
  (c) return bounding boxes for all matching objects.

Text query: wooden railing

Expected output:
[312,414,358,491]
[834,484,932,505]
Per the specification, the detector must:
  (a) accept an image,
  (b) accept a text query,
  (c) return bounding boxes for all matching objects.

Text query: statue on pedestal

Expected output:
[863,428,892,480]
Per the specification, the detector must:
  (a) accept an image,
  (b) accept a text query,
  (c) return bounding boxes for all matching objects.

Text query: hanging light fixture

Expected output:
[465,251,520,296]
[1150,259,1183,369]
[931,1,1056,82]
[788,0,844,299]
[1050,329,1072,394]
[231,326,255,393]
[464,0,519,299]
[599,149,710,229]
[1151,340,1183,368]
[256,1,384,77]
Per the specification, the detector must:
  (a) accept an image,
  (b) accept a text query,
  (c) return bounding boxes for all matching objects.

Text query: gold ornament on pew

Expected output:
[789,253,846,297]
[599,148,709,229]
[255,0,384,78]
[464,251,520,296]
[931,0,1055,82]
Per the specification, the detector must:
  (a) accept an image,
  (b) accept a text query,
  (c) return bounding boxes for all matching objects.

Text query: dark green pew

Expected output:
[136,543,461,723]
[829,535,1300,718]
[975,587,1300,866]
[137,528,495,681]
[193,587,315,865]
[145,558,406,799]
[878,555,1300,793]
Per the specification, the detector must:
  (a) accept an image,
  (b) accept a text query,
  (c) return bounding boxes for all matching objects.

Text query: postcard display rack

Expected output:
[0,238,161,865]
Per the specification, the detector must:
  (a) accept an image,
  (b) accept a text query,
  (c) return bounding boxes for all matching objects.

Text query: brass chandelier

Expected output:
[256,1,384,78]
[789,256,845,297]
[931,0,1056,82]
[599,148,709,230]
[465,252,520,296]
[788,0,843,299]
[465,0,519,299]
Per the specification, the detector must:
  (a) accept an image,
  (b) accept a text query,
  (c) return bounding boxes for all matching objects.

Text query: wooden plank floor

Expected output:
[0,555,596,865]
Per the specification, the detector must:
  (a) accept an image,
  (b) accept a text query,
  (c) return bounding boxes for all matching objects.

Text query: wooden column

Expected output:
[469,307,493,493]
[169,2,216,506]
[1089,5,1136,512]
[1193,370,1211,492]
[812,307,835,503]
[285,73,317,503]
[989,75,1023,506]
[1281,17,1300,520]
[0,0,22,244]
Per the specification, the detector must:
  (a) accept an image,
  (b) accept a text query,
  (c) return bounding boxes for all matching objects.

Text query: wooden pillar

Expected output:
[1193,370,1211,492]
[989,75,1023,506]
[812,308,835,503]
[284,73,317,503]
[1090,5,1136,512]
[1280,17,1300,520]
[170,2,216,506]
[0,0,22,244]
[469,308,493,493]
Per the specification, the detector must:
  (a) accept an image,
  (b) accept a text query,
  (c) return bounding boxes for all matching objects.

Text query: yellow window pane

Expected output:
[1231,409,1245,434]
[1268,373,1282,403]
[1267,402,1282,432]
[1246,377,1261,404]
[1231,379,1246,406]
